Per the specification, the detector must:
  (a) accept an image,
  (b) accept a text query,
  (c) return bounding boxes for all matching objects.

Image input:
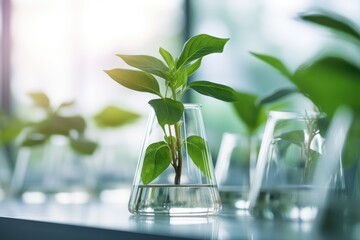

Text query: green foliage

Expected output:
[293,57,360,117]
[298,10,360,42]
[250,52,292,79]
[251,11,360,118]
[22,92,97,156]
[104,69,161,97]
[105,33,236,185]
[188,81,239,102]
[0,111,24,147]
[186,136,211,178]
[251,10,360,167]
[148,98,184,128]
[232,91,263,134]
[94,105,140,128]
[141,141,172,185]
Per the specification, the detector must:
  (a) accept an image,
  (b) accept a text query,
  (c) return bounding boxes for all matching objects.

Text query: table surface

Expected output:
[0,188,354,240]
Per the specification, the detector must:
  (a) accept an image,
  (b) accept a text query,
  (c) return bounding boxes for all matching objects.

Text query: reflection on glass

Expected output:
[129,215,219,240]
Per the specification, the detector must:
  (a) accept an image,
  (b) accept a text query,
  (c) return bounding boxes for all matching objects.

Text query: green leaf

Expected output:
[293,57,360,117]
[173,69,187,90]
[36,115,86,136]
[277,130,305,147]
[188,80,238,102]
[184,58,202,77]
[159,47,175,69]
[298,11,360,42]
[21,133,48,147]
[70,137,98,155]
[148,98,184,127]
[141,141,172,185]
[104,69,161,97]
[116,54,169,79]
[186,136,211,178]
[250,52,292,79]
[94,105,140,128]
[1,119,24,145]
[176,34,229,69]
[57,101,75,111]
[29,92,50,109]
[232,92,262,133]
[258,88,299,106]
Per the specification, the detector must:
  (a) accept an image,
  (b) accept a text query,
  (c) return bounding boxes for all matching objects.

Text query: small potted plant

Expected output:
[105,33,239,215]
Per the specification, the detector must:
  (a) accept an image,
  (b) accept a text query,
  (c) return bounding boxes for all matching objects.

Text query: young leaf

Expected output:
[250,52,292,79]
[148,98,184,127]
[104,69,161,97]
[116,54,169,79]
[141,141,172,185]
[188,81,238,102]
[173,69,188,90]
[70,137,98,155]
[176,34,229,69]
[277,130,305,147]
[94,105,140,128]
[258,88,299,106]
[29,92,51,109]
[298,11,360,42]
[159,47,175,69]
[186,135,211,178]
[183,58,202,77]
[232,92,261,134]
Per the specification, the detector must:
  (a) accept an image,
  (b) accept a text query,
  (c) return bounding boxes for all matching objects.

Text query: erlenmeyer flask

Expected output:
[128,104,221,216]
[249,111,345,221]
[215,132,260,211]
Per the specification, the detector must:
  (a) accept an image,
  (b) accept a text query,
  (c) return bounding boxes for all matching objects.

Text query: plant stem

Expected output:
[304,118,317,181]
[174,122,183,185]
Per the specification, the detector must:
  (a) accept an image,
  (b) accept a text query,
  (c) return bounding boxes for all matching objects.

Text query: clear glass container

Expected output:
[10,136,96,204]
[128,104,221,216]
[248,111,345,221]
[215,132,260,212]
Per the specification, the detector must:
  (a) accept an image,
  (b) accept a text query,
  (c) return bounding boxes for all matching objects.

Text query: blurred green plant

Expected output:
[21,92,97,155]
[94,105,140,128]
[250,10,360,167]
[0,111,23,148]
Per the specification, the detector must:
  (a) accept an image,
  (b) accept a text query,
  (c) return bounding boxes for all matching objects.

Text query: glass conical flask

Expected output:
[128,104,221,216]
[248,111,345,221]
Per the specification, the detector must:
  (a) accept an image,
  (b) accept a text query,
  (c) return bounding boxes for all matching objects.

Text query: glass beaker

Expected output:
[248,111,345,221]
[10,135,96,204]
[215,132,260,211]
[128,104,221,216]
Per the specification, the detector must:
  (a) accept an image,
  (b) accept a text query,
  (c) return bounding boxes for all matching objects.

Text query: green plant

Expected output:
[0,111,23,148]
[250,10,360,167]
[105,34,238,185]
[21,92,97,155]
[94,105,140,128]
